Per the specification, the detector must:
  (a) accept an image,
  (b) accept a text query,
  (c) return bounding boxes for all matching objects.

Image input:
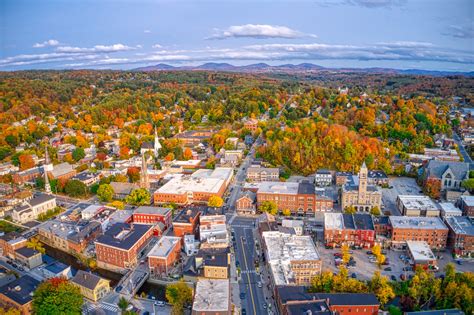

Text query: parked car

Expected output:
[156,301,165,307]
[400,274,406,281]
[457,260,463,265]
[334,253,343,257]
[257,282,262,288]
[391,275,397,281]
[240,292,246,299]
[242,309,246,315]
[351,273,357,278]
[384,267,392,271]
[366,251,373,255]
[403,266,412,271]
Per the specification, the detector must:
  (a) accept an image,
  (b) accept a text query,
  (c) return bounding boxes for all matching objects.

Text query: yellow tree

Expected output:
[341,244,351,265]
[282,209,291,216]
[26,237,45,254]
[208,196,224,208]
[368,271,395,306]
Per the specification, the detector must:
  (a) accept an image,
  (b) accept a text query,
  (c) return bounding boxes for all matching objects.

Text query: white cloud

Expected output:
[144,30,151,33]
[33,39,60,48]
[208,24,317,40]
[56,43,135,53]
[152,44,163,49]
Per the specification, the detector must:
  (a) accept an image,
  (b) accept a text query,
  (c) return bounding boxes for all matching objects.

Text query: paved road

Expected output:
[231,216,270,315]
[453,132,474,168]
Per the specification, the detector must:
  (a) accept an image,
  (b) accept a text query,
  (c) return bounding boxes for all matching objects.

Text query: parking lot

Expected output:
[318,245,474,282]
[382,177,422,215]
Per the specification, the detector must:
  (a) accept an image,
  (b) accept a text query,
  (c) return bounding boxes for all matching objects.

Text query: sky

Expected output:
[0,0,473,71]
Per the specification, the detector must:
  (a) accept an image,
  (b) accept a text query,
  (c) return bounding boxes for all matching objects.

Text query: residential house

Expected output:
[71,270,110,302]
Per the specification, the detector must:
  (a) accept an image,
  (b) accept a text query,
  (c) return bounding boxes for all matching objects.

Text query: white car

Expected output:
[257,281,262,288]
[155,301,165,307]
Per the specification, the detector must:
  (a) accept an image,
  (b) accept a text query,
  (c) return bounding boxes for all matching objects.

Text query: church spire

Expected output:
[140,152,150,189]
[44,146,52,194]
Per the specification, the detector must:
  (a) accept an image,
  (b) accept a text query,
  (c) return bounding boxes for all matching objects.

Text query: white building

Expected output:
[262,231,321,286]
[439,202,463,217]
[12,194,56,223]
[396,195,440,217]
[281,219,304,236]
[192,279,230,314]
[183,235,199,256]
[199,215,228,245]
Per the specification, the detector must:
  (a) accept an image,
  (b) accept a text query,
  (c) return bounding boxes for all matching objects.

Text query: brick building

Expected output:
[0,275,40,315]
[276,286,379,315]
[445,216,474,257]
[389,216,449,249]
[154,168,233,205]
[243,118,259,132]
[172,207,202,238]
[95,223,154,272]
[133,206,172,229]
[324,213,376,248]
[458,195,474,217]
[256,181,333,215]
[236,191,256,215]
[0,232,27,259]
[148,236,182,276]
[38,220,102,254]
[246,166,279,182]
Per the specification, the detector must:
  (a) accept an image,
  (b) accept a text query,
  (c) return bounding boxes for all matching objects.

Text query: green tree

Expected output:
[344,206,356,214]
[125,188,151,206]
[462,178,474,192]
[64,180,88,198]
[166,281,193,315]
[208,195,224,208]
[32,278,83,314]
[368,271,395,306]
[72,147,85,162]
[117,297,129,314]
[97,184,114,202]
[259,201,278,215]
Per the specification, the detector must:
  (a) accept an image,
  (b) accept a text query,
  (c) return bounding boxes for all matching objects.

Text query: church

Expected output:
[341,162,382,212]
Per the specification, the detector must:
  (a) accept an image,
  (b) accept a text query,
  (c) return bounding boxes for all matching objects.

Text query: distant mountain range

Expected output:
[133,62,474,76]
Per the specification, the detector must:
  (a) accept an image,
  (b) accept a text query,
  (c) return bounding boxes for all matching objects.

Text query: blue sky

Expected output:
[1,0,473,71]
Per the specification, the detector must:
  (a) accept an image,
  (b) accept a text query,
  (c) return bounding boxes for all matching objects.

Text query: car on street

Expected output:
[391,275,397,281]
[155,301,165,307]
[400,274,407,281]
[384,267,392,271]
[257,281,262,288]
[240,292,246,299]
[351,273,357,278]
[456,260,463,265]
[236,261,240,267]
[403,266,412,271]
[263,303,267,309]
[366,251,372,255]
[334,253,342,257]
[242,309,246,315]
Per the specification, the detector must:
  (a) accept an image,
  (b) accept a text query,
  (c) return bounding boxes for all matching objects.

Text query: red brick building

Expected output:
[256,182,333,215]
[324,213,376,248]
[148,236,182,276]
[244,119,259,132]
[458,196,474,217]
[445,216,474,257]
[236,191,256,215]
[172,207,202,238]
[95,223,154,272]
[276,286,379,315]
[133,206,172,228]
[389,216,449,249]
[0,232,27,259]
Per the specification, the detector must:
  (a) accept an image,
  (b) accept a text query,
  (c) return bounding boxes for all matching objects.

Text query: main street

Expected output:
[231,216,273,315]
[452,132,474,168]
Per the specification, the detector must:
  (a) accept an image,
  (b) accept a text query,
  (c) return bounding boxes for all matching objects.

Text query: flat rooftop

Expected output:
[174,207,202,224]
[192,279,230,312]
[406,241,436,262]
[134,206,171,216]
[148,236,181,258]
[95,223,153,250]
[460,195,474,206]
[256,181,299,195]
[445,216,474,236]
[324,213,374,230]
[398,195,439,211]
[263,231,320,286]
[389,216,448,230]
[439,203,463,215]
